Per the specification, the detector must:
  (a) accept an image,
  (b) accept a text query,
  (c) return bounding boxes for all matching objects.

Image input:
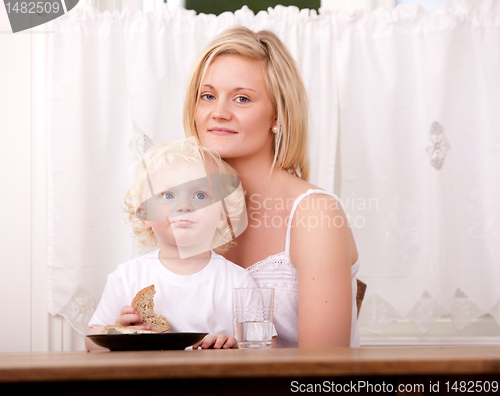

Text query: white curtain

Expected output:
[47,0,500,336]
[338,0,500,333]
[47,4,339,334]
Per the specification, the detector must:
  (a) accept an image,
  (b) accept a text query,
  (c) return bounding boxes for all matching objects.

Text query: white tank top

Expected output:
[246,189,360,348]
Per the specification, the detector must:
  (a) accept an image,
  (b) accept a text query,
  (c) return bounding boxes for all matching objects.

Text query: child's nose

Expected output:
[174,197,194,212]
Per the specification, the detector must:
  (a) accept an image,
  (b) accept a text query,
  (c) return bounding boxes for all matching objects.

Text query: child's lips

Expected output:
[172,219,194,227]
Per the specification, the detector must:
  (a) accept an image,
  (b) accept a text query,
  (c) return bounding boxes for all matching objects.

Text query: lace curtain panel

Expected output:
[47,4,340,334]
[47,0,500,335]
[338,0,500,333]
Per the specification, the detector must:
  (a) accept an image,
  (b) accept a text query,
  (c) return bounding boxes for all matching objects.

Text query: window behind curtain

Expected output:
[395,0,451,10]
[185,0,320,15]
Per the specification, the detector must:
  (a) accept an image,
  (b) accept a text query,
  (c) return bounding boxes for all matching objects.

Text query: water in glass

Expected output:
[236,320,273,349]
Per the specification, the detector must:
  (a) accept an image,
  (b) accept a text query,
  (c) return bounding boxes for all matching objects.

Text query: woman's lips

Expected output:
[208,127,237,136]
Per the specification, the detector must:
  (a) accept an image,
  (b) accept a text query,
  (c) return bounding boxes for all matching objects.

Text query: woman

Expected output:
[183,26,359,348]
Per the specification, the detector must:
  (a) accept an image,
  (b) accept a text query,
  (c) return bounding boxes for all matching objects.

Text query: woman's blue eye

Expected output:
[236,96,249,103]
[161,192,175,200]
[194,192,208,200]
[201,94,215,100]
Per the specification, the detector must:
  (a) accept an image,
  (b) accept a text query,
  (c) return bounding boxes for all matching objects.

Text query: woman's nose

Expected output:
[212,99,232,120]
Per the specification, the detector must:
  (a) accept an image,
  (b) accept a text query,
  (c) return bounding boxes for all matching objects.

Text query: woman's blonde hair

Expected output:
[183,26,310,181]
[124,139,244,254]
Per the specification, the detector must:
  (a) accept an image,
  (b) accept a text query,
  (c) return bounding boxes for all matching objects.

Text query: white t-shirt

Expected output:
[88,250,258,336]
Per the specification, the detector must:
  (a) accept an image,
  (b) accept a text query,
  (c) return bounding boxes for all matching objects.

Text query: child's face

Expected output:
[143,160,227,257]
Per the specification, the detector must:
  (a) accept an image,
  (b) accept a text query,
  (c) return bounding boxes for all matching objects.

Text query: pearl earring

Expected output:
[272,125,279,134]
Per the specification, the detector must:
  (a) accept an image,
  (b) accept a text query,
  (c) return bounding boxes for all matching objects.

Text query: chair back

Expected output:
[356,279,366,317]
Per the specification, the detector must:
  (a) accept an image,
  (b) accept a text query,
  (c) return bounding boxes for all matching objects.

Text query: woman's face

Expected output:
[194,54,276,162]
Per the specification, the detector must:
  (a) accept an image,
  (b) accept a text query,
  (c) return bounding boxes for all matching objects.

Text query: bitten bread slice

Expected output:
[132,285,170,332]
[101,325,155,334]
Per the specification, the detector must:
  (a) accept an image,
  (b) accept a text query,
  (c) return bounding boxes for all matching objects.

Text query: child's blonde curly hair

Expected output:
[124,138,245,254]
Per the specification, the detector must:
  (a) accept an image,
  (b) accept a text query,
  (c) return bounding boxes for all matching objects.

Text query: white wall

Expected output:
[0,3,58,353]
[0,7,33,352]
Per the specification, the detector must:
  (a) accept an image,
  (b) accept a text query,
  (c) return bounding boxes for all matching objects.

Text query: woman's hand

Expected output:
[114,305,150,330]
[192,334,238,349]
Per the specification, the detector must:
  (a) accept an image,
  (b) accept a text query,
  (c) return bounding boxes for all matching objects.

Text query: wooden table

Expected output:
[1,347,499,395]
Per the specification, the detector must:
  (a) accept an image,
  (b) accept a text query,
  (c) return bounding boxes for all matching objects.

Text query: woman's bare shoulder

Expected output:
[277,171,359,266]
[275,169,319,197]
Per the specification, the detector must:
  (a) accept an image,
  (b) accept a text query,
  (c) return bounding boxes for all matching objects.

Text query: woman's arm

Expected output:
[290,195,355,348]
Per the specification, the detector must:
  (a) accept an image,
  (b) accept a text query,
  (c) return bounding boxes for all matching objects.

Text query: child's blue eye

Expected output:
[194,192,208,200]
[161,192,175,200]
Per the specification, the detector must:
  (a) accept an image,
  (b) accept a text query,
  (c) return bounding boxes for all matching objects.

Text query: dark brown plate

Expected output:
[86,332,207,351]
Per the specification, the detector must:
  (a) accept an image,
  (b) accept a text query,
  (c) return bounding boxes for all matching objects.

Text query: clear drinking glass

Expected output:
[234,288,275,349]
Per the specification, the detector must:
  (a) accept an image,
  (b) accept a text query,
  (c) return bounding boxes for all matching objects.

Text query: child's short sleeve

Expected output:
[241,272,259,289]
[88,270,128,328]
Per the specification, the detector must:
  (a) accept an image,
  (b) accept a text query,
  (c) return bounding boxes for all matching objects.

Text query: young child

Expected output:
[85,138,257,350]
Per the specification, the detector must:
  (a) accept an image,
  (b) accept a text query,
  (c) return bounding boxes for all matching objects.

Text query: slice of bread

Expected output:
[101,325,155,334]
[132,284,170,332]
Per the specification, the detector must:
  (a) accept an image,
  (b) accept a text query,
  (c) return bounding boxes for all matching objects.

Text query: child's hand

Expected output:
[192,334,238,349]
[115,305,150,330]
